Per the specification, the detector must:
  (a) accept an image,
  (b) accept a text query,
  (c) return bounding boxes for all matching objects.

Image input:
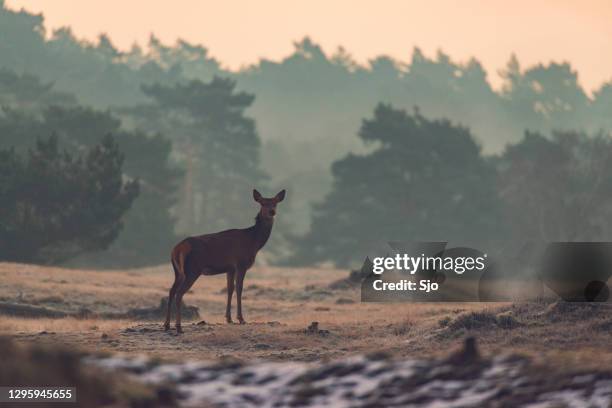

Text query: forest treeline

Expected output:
[1,2,612,267]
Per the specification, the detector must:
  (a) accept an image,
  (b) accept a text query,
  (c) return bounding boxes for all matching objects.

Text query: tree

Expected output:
[291,104,502,267]
[592,82,612,130]
[3,1,612,266]
[125,77,267,234]
[500,58,591,133]
[0,134,138,264]
[0,68,76,111]
[497,130,612,242]
[0,104,182,266]
[0,1,183,108]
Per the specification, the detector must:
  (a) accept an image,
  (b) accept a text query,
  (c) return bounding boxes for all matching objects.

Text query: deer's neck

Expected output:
[251,213,274,250]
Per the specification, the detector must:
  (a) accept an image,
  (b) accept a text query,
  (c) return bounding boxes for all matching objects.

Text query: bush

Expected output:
[447,311,498,331]
[0,134,138,264]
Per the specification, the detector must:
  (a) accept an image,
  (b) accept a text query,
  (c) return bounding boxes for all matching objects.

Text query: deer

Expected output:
[164,189,285,334]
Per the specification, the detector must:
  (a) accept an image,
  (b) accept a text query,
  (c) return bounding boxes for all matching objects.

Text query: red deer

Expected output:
[164,189,285,334]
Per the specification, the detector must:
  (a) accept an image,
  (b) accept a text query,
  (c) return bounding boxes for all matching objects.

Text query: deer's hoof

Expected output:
[176,326,183,334]
[238,318,246,325]
[163,323,170,331]
[226,318,233,324]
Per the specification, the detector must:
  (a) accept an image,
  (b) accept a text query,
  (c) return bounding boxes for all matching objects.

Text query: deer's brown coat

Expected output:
[164,189,285,333]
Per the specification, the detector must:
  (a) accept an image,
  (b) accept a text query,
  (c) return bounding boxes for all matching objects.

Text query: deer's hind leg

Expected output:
[164,280,178,331]
[175,269,199,334]
[164,260,181,331]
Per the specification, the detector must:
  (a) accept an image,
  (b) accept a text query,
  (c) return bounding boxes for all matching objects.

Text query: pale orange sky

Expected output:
[6,0,612,91]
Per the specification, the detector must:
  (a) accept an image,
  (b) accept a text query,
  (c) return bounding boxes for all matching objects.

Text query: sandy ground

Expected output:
[0,262,611,369]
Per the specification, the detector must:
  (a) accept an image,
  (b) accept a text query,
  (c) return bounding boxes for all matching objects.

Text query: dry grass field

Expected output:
[0,261,611,369]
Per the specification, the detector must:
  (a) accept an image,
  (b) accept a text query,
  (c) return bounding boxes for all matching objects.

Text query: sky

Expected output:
[6,0,612,91]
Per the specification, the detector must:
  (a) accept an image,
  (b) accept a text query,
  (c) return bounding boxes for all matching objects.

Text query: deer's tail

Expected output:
[171,257,180,278]
[171,238,192,282]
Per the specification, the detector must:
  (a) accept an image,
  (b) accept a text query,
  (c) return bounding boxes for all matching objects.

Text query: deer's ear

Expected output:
[253,189,263,202]
[275,189,286,202]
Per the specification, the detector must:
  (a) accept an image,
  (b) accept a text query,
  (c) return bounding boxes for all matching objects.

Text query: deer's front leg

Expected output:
[236,270,247,324]
[225,269,235,324]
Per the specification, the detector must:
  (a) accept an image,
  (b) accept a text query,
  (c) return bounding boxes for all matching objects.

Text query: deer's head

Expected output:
[253,189,285,220]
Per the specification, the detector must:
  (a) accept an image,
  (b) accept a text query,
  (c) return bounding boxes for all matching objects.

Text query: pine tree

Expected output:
[0,134,138,264]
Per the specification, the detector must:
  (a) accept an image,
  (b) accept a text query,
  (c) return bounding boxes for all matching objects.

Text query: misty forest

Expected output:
[2,1,612,268]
